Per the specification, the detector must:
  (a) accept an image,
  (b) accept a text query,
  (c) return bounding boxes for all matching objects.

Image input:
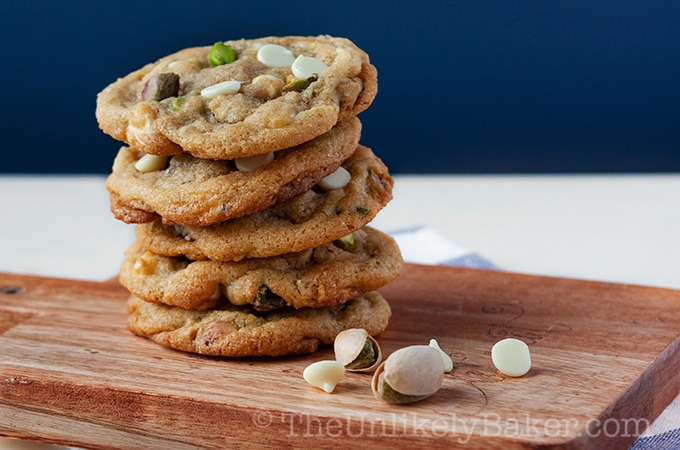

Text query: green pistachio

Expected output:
[355,207,370,216]
[346,340,377,370]
[375,379,430,405]
[208,42,237,67]
[333,232,355,251]
[283,74,318,92]
[253,285,285,311]
[371,345,445,404]
[141,72,180,101]
[171,96,185,109]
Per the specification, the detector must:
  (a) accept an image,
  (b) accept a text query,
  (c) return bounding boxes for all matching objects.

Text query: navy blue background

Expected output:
[2,1,679,174]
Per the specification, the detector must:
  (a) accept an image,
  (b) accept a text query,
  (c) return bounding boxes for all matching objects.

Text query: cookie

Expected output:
[96,35,377,159]
[106,117,361,226]
[135,145,393,261]
[127,290,391,357]
[120,227,403,311]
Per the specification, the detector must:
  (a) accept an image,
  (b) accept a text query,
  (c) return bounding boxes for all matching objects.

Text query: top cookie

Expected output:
[96,35,377,159]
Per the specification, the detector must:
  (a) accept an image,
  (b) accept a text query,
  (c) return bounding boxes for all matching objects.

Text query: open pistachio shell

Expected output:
[371,345,445,404]
[429,338,454,372]
[333,328,382,372]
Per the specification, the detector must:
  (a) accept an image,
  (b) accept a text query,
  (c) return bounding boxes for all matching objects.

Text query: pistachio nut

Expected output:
[141,72,180,101]
[371,345,445,404]
[333,328,382,372]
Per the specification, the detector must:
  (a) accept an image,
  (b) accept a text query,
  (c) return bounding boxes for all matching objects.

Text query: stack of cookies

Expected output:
[95,35,403,357]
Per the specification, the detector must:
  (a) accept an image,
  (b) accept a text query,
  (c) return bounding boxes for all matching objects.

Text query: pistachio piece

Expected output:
[333,232,355,252]
[334,328,382,372]
[141,72,180,101]
[171,96,186,110]
[429,339,454,372]
[208,42,237,67]
[374,377,429,405]
[283,74,318,93]
[303,360,345,393]
[253,285,285,311]
[371,345,445,404]
[347,341,375,370]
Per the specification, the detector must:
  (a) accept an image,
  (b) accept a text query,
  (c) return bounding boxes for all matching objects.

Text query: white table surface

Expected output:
[1,174,679,449]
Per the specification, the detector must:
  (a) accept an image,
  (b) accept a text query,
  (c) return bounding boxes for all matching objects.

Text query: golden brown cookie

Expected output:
[119,227,403,311]
[106,117,361,226]
[127,290,391,357]
[96,35,377,159]
[135,145,393,261]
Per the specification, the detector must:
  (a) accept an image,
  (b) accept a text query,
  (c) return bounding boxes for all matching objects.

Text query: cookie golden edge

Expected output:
[134,144,394,261]
[126,291,392,357]
[106,117,362,226]
[119,227,404,311]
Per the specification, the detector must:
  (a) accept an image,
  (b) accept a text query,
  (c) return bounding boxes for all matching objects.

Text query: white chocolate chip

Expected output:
[291,55,327,79]
[134,154,169,173]
[257,44,295,67]
[429,339,454,373]
[318,167,351,191]
[491,338,532,377]
[126,114,154,144]
[200,80,241,99]
[234,152,275,172]
[303,360,345,393]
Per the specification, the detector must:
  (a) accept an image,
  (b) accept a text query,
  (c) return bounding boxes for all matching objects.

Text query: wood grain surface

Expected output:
[1,265,679,449]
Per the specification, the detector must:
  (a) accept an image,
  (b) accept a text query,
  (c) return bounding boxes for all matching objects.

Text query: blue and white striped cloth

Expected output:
[630,397,680,450]
[388,226,498,269]
[388,226,679,450]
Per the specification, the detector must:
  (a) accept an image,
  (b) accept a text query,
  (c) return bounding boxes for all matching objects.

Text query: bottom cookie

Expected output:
[127,291,391,357]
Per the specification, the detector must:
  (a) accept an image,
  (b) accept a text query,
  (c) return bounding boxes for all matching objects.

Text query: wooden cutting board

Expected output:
[1,265,679,449]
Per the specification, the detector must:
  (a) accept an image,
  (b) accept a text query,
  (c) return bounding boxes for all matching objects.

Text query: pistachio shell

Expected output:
[380,345,444,397]
[371,364,431,404]
[334,328,382,372]
[334,328,367,364]
[429,338,454,372]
